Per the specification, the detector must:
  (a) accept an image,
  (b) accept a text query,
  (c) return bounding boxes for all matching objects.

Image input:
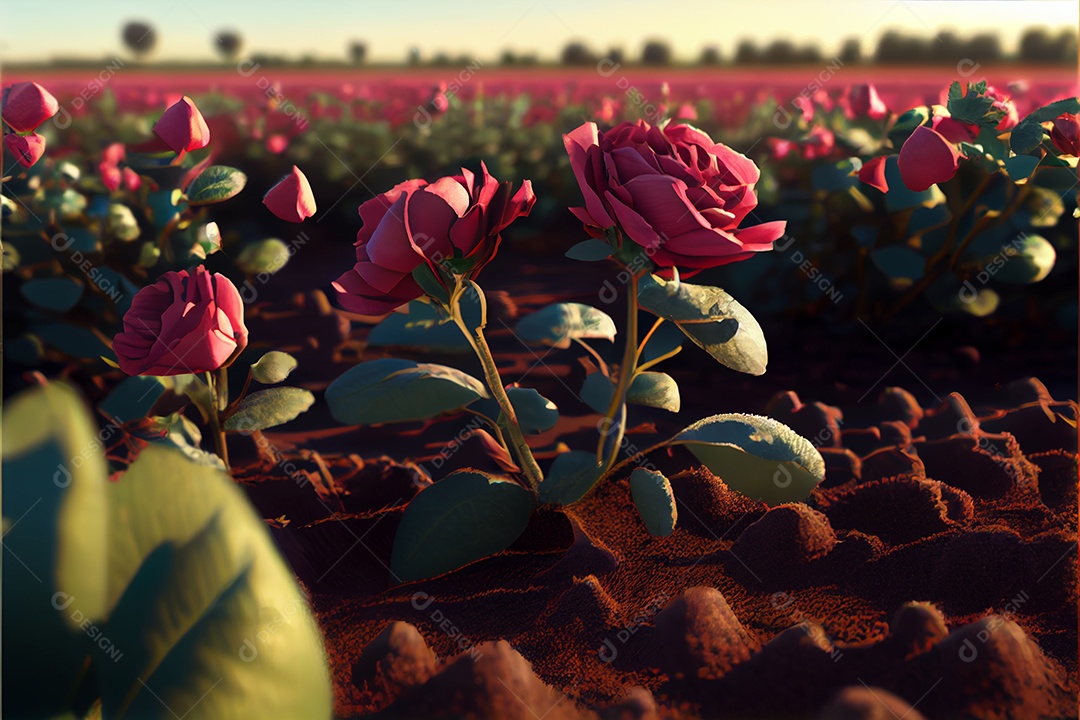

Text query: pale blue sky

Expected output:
[1,0,1075,63]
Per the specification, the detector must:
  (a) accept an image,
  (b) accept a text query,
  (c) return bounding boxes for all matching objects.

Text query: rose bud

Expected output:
[1050,113,1080,156]
[112,265,249,376]
[4,132,46,167]
[334,163,534,315]
[858,155,890,193]
[2,82,59,132]
[153,96,210,154]
[898,125,961,192]
[263,165,317,222]
[847,83,888,120]
[563,120,783,275]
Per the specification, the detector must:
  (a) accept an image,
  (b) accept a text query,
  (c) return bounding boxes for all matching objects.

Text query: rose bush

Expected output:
[334,162,534,314]
[563,120,784,274]
[113,265,248,376]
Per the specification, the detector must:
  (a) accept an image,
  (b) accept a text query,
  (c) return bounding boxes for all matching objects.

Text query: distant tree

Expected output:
[875,30,927,64]
[500,49,518,65]
[605,47,625,65]
[796,45,822,64]
[1057,28,1079,64]
[408,47,421,65]
[561,41,596,66]
[641,40,673,66]
[964,33,1002,63]
[838,38,861,64]
[733,39,759,64]
[761,39,798,64]
[122,21,156,59]
[431,52,452,67]
[700,45,722,65]
[349,41,367,64]
[215,30,243,61]
[930,31,963,65]
[1019,27,1077,64]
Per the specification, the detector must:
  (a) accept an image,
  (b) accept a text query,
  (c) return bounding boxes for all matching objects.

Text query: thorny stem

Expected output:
[595,269,641,470]
[450,279,544,494]
[205,370,230,470]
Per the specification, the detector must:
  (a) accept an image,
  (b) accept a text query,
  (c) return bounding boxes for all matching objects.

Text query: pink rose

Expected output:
[1051,113,1080,156]
[153,96,210,154]
[4,132,46,167]
[563,120,783,273]
[2,82,59,132]
[898,125,961,192]
[334,163,535,315]
[113,265,249,376]
[263,165,317,222]
[847,83,888,120]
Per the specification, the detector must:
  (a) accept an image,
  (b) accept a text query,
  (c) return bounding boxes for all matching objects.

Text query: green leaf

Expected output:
[390,470,533,582]
[1010,121,1047,155]
[629,468,678,537]
[1020,96,1080,125]
[870,246,926,289]
[670,413,825,505]
[236,238,290,275]
[410,264,450,305]
[959,287,1000,317]
[888,106,930,146]
[992,233,1056,284]
[565,239,614,261]
[101,375,169,421]
[222,387,315,432]
[538,451,605,505]
[367,292,481,353]
[811,157,861,192]
[250,351,298,384]
[638,274,767,376]
[580,371,681,414]
[326,358,487,425]
[946,81,1002,126]
[1003,155,1041,184]
[96,444,332,719]
[2,383,109,718]
[32,323,110,358]
[469,387,559,434]
[186,165,247,206]
[514,303,616,349]
[20,277,84,312]
[106,204,140,241]
[639,319,684,364]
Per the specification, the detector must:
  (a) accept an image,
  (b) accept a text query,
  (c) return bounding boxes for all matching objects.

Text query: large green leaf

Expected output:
[325,358,487,425]
[95,445,332,719]
[366,294,483,353]
[629,468,678,537]
[870,245,926,289]
[638,274,767,376]
[469,387,559,434]
[222,387,315,432]
[100,375,169,422]
[538,451,605,505]
[2,383,109,718]
[513,303,616,349]
[670,413,825,505]
[20,277,84,313]
[236,239,290,275]
[390,470,533,582]
[186,166,247,206]
[1010,121,1047,155]
[992,233,1056,284]
[580,371,681,413]
[250,351,298,385]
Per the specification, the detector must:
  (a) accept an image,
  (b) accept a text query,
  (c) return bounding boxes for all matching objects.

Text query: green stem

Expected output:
[595,270,640,469]
[450,279,543,494]
[205,371,230,470]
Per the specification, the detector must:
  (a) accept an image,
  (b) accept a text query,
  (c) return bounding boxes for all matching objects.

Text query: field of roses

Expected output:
[2,65,1078,719]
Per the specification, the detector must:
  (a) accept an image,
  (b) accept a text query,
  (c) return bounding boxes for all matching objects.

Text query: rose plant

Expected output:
[326,122,826,582]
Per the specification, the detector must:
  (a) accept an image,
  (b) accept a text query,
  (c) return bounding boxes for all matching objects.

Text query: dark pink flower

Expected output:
[334,163,534,315]
[263,165,317,222]
[847,83,888,120]
[2,82,59,132]
[113,265,248,376]
[858,155,890,193]
[563,120,783,273]
[985,85,1018,131]
[4,132,46,167]
[898,125,961,192]
[931,114,977,144]
[153,96,210,154]
[1051,113,1080,156]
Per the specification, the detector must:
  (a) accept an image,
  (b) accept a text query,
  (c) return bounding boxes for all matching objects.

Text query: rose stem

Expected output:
[595,269,641,471]
[450,279,544,494]
[205,370,230,470]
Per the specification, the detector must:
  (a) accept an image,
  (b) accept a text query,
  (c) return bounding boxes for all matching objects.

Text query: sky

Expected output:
[0,0,1076,63]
